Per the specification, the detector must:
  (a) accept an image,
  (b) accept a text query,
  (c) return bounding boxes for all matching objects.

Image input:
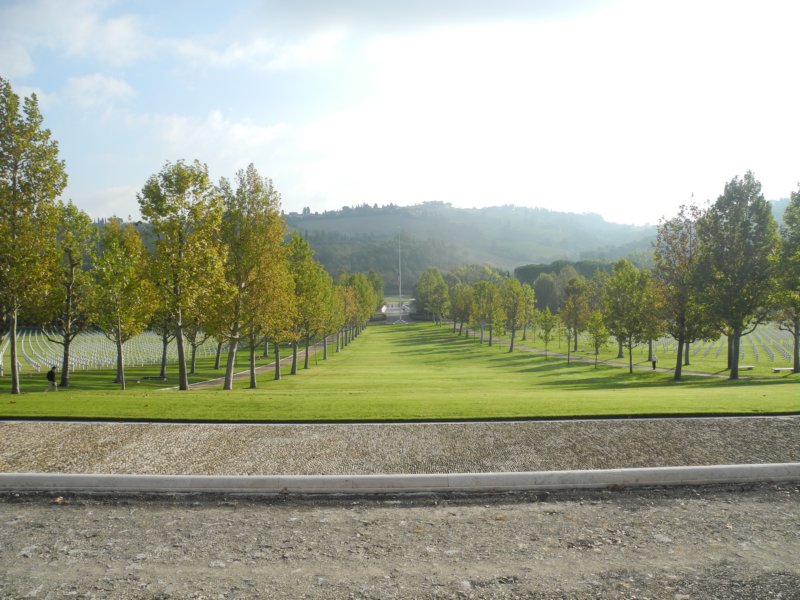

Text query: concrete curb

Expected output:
[1,463,798,495]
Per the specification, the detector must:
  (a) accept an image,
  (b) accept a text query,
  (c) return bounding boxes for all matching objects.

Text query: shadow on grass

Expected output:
[387,324,800,391]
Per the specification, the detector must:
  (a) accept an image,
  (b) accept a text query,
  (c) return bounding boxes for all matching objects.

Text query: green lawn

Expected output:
[0,323,797,421]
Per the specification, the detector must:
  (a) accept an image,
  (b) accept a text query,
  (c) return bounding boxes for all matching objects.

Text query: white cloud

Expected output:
[143,110,292,175]
[0,0,152,78]
[171,29,347,71]
[65,74,134,112]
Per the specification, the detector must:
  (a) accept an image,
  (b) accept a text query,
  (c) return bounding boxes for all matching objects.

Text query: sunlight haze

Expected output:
[2,0,799,225]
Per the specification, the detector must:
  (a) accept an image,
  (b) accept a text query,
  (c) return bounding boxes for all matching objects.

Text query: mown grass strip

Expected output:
[0,323,797,422]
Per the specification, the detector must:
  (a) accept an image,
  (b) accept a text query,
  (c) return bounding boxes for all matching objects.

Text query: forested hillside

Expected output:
[286,202,656,292]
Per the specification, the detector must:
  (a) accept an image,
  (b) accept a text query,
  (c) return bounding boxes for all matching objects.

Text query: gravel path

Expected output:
[1,417,798,599]
[0,416,798,475]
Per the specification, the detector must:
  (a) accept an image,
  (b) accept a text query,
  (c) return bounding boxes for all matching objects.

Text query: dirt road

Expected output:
[2,483,798,599]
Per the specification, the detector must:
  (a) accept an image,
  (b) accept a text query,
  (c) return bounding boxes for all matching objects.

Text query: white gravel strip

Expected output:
[0,416,798,476]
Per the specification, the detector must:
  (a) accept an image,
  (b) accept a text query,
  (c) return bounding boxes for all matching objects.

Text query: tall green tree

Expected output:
[561,275,591,363]
[367,270,385,310]
[776,185,800,372]
[217,165,286,389]
[287,231,331,372]
[471,280,502,345]
[654,205,718,379]
[415,267,449,323]
[585,310,609,367]
[0,78,67,394]
[536,307,559,359]
[318,278,343,360]
[696,172,780,380]
[41,201,96,387]
[138,159,225,390]
[91,219,157,389]
[350,272,378,334]
[604,259,658,374]
[520,283,536,341]
[335,284,357,352]
[533,272,558,311]
[449,282,473,335]
[501,277,527,352]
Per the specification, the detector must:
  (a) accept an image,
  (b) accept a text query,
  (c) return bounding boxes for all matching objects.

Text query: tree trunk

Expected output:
[274,342,281,380]
[323,333,328,360]
[729,333,740,380]
[521,323,527,341]
[573,330,578,352]
[488,325,493,347]
[566,330,571,364]
[224,337,238,391]
[291,342,298,375]
[479,325,484,344]
[647,339,654,362]
[175,320,189,391]
[628,337,634,374]
[674,334,684,381]
[190,343,197,375]
[304,334,310,369]
[10,311,20,394]
[60,337,71,388]
[459,322,464,336]
[263,337,270,358]
[116,337,126,390]
[616,338,624,359]
[509,326,515,353]
[684,340,690,366]
[793,319,800,373]
[160,333,169,379]
[727,335,733,370]
[214,342,223,369]
[249,343,257,389]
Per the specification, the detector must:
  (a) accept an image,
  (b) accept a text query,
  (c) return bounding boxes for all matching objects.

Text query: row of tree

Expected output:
[415,172,800,380]
[0,78,383,394]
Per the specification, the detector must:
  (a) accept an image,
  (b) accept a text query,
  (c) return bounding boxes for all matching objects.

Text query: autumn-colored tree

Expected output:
[91,219,157,389]
[287,231,331,372]
[0,78,66,393]
[216,165,286,389]
[138,160,225,390]
[40,201,97,387]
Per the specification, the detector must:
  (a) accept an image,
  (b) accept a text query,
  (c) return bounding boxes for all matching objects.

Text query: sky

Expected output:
[2,0,800,226]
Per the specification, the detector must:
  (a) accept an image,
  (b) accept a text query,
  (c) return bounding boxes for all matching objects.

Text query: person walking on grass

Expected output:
[46,366,57,391]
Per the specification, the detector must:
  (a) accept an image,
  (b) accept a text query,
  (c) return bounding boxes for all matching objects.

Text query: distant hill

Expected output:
[286,202,656,293]
[772,198,790,229]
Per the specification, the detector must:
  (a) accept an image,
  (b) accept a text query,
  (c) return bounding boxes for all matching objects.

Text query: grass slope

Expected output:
[1,323,797,421]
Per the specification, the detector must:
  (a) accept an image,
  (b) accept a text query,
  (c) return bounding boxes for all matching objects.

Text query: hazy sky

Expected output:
[3,0,799,225]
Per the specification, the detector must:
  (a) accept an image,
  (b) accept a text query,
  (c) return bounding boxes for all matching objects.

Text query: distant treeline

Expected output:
[514,260,612,286]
